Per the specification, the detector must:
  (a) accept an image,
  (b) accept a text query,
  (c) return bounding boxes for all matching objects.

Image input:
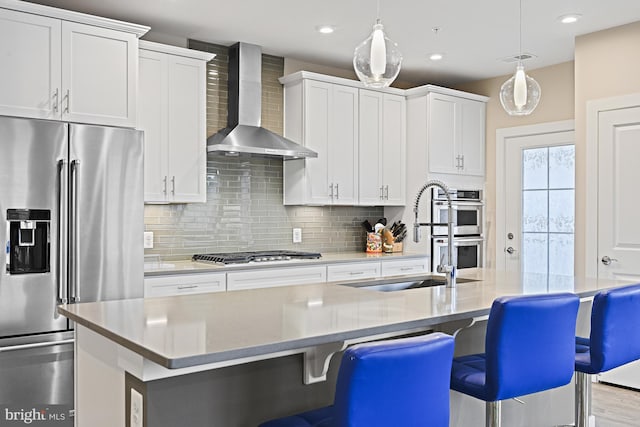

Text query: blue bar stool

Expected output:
[450,293,580,427]
[258,333,454,427]
[574,283,640,427]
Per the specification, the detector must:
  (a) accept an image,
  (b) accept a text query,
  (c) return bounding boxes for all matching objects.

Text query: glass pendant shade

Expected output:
[353,20,402,88]
[500,64,541,116]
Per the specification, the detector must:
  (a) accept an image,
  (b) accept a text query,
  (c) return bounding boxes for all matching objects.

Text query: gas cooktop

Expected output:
[192,250,322,265]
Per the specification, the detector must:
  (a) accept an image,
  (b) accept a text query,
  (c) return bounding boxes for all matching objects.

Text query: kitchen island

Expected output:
[59,269,630,427]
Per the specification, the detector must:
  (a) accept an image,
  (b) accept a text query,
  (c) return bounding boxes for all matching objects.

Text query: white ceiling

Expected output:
[29,0,640,86]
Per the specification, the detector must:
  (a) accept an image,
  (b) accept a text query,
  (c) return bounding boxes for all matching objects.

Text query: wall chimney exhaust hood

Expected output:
[207,42,317,160]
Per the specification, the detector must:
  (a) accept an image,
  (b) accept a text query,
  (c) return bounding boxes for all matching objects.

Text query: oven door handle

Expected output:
[434,237,484,246]
[433,201,484,207]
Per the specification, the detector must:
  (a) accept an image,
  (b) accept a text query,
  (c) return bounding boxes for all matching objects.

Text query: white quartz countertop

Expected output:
[143,251,429,276]
[58,269,631,370]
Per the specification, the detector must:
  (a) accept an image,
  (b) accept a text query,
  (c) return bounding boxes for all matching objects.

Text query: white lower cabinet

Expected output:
[227,266,327,291]
[380,258,429,277]
[327,261,381,282]
[144,272,226,298]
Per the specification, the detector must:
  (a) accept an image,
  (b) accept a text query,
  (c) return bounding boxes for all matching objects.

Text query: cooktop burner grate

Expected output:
[192,250,322,265]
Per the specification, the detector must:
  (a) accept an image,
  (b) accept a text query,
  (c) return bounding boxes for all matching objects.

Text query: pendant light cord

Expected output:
[519,0,522,59]
[377,0,381,21]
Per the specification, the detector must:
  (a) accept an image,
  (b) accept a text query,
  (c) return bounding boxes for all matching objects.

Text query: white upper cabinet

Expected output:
[358,90,406,205]
[138,41,214,203]
[0,2,148,127]
[0,9,61,120]
[427,92,486,177]
[283,78,359,205]
[61,22,137,127]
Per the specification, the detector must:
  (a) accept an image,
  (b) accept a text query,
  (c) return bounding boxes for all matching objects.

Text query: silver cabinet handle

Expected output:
[177,284,198,290]
[171,176,176,195]
[63,90,70,114]
[461,154,465,170]
[602,256,618,265]
[400,267,415,271]
[0,339,74,353]
[335,183,339,199]
[53,88,59,113]
[385,185,389,200]
[162,176,167,195]
[57,159,68,304]
[70,159,80,302]
[506,247,516,254]
[455,155,461,169]
[329,183,334,199]
[380,186,384,200]
[349,271,364,275]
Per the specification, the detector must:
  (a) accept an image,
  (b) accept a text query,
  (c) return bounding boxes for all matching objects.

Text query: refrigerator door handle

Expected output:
[0,338,74,353]
[57,159,68,305]
[70,159,80,303]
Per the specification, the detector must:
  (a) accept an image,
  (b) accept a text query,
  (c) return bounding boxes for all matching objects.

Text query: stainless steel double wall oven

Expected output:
[431,188,484,271]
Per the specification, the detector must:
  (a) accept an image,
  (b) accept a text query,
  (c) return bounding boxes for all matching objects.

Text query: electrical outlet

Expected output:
[292,228,302,243]
[143,232,154,249]
[130,388,143,427]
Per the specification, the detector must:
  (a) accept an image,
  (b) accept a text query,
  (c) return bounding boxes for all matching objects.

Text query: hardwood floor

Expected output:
[593,382,640,426]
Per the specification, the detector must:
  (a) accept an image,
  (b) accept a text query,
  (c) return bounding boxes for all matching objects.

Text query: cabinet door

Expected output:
[382,93,406,205]
[330,85,359,205]
[327,261,380,282]
[304,80,331,204]
[459,98,485,176]
[0,9,61,120]
[227,266,327,291]
[358,90,383,205]
[61,22,137,127]
[428,93,458,175]
[167,55,207,202]
[144,273,226,298]
[139,50,169,202]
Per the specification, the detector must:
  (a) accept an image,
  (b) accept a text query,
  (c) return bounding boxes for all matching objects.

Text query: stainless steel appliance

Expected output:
[193,250,322,265]
[432,236,484,270]
[430,188,484,271]
[0,116,143,423]
[431,189,483,236]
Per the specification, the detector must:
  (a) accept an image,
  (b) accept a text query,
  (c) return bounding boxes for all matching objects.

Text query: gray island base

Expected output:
[60,269,626,427]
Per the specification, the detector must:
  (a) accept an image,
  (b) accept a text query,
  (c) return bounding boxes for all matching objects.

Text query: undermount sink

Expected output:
[341,275,478,292]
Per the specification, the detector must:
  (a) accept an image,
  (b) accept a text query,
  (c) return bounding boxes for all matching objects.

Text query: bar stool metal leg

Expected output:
[575,372,591,427]
[486,401,501,427]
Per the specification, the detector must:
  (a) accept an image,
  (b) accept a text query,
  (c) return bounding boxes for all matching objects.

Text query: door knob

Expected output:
[601,256,618,265]
[506,247,516,254]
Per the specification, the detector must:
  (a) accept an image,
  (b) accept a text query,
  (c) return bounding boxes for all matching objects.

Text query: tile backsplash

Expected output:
[143,40,383,260]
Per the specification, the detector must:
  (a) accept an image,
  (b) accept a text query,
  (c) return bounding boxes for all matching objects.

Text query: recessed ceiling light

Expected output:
[316,25,335,34]
[429,53,444,61]
[558,14,582,24]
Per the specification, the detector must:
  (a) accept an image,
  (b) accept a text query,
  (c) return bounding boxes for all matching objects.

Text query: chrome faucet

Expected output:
[413,180,456,288]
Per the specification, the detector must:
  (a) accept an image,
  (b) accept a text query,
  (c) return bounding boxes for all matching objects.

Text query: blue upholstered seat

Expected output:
[450,293,580,414]
[259,333,455,427]
[575,283,640,375]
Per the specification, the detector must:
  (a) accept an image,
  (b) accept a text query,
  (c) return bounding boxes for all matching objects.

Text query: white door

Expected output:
[329,85,359,205]
[0,9,61,120]
[382,93,406,205]
[61,22,137,127]
[358,90,383,205]
[459,98,485,176]
[303,80,331,204]
[428,93,458,175]
[167,55,206,203]
[596,107,640,281]
[503,130,575,285]
[588,101,640,389]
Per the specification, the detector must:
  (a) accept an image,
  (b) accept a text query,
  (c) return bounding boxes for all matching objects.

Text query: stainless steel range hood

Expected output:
[207,42,317,160]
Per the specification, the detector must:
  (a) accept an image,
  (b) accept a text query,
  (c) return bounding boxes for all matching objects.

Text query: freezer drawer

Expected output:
[0,334,74,426]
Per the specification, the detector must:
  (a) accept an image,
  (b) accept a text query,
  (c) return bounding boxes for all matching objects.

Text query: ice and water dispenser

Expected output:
[5,209,50,274]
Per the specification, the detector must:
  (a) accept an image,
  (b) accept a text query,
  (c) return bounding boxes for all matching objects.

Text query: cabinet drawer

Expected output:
[144,272,226,298]
[327,261,381,282]
[227,266,327,291]
[381,258,429,277]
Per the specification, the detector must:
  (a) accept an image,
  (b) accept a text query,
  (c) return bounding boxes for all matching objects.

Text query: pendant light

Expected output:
[499,0,541,116]
[353,0,402,88]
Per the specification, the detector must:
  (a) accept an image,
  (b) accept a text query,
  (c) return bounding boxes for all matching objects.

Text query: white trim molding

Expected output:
[495,120,575,271]
[585,93,640,277]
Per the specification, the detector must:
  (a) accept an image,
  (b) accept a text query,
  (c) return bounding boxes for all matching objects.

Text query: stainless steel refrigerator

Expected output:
[0,116,143,424]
